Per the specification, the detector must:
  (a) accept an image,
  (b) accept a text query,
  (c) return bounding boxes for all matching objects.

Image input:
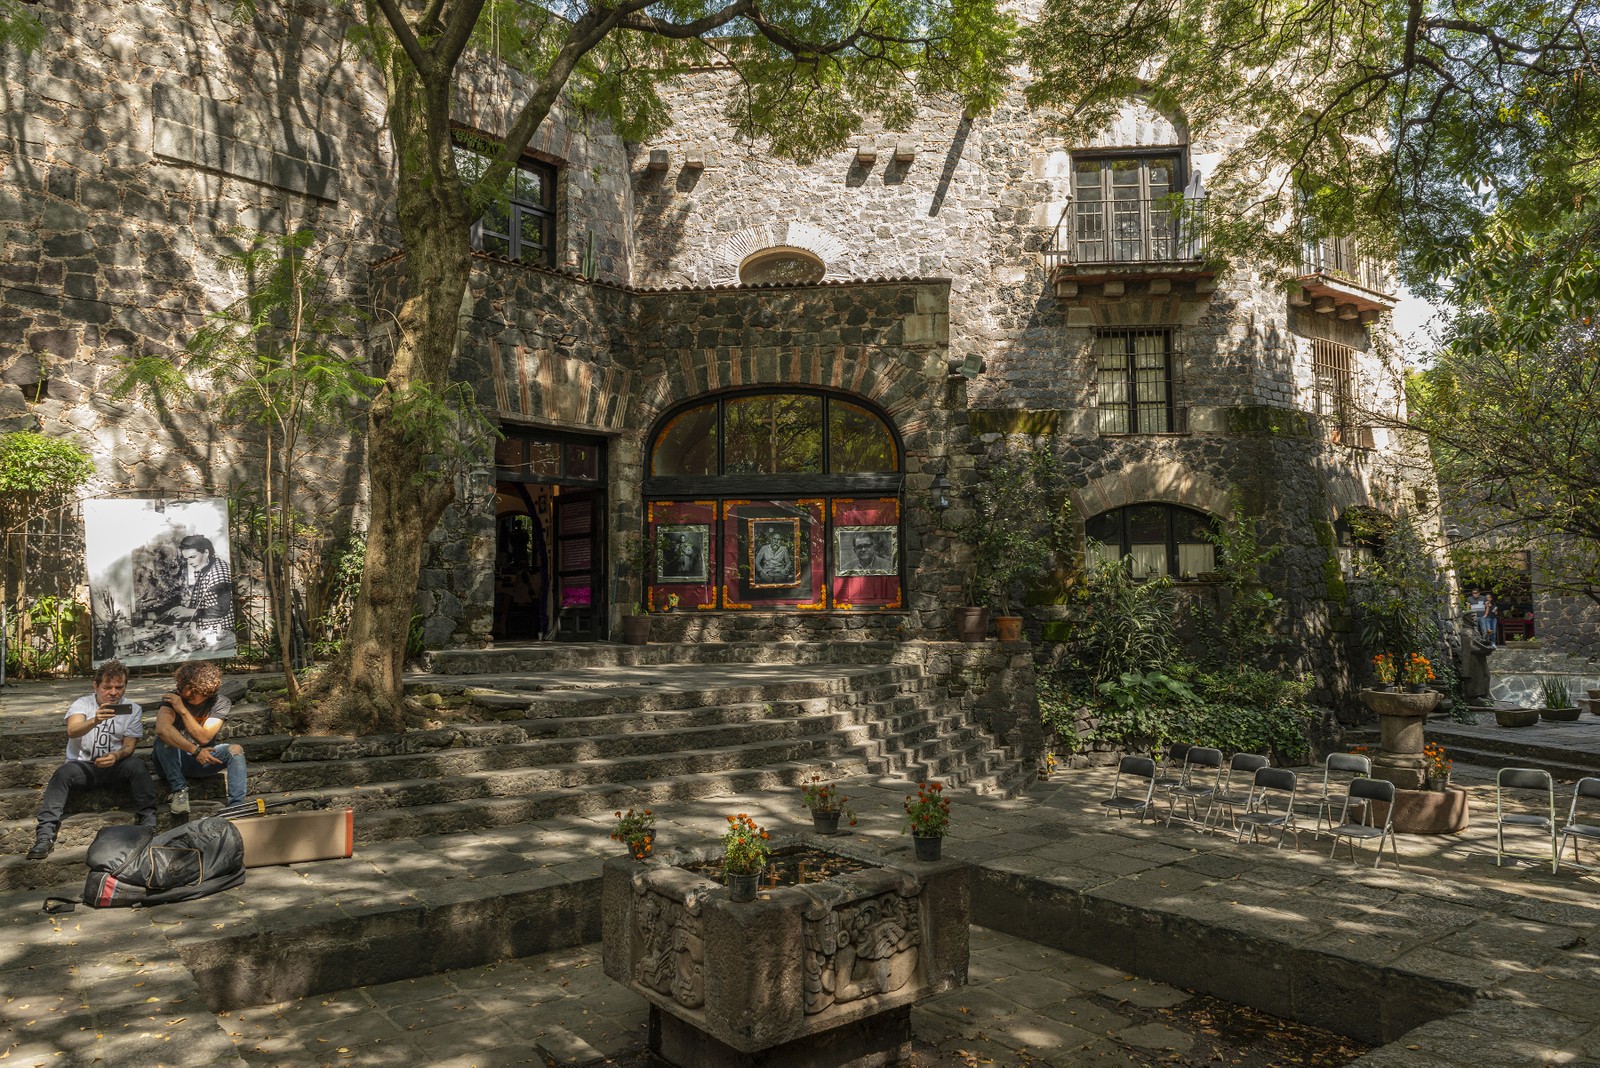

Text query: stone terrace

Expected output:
[2,759,1598,1065]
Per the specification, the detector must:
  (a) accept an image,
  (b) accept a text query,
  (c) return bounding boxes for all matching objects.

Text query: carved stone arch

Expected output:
[635,350,929,455]
[1081,95,1191,150]
[710,223,850,287]
[1072,462,1233,523]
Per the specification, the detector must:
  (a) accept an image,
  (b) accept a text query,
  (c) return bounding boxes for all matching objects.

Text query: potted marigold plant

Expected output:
[902,781,951,861]
[1401,653,1434,693]
[1422,743,1451,791]
[611,808,656,860]
[721,813,771,901]
[1370,653,1397,691]
[800,773,856,835]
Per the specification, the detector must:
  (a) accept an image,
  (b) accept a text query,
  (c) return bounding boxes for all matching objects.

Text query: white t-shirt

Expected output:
[63,695,144,763]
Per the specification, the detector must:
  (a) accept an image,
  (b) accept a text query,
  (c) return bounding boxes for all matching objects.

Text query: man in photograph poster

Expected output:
[85,498,239,668]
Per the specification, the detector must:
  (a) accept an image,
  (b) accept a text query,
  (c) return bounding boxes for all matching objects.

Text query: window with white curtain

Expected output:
[1084,503,1219,580]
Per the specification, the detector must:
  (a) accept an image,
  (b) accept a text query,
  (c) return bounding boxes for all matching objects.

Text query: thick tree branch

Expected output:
[616,0,756,40]
[370,0,431,73]
[435,0,490,76]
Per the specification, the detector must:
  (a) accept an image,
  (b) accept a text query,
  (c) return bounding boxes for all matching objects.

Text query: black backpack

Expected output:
[78,817,246,908]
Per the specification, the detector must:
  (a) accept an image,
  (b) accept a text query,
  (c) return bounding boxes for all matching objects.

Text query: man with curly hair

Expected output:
[152,660,248,815]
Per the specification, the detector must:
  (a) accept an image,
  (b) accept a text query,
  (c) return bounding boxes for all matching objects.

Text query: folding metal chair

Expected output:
[1495,768,1558,872]
[1203,753,1270,834]
[1235,767,1300,851]
[1556,777,1600,873]
[1165,746,1224,828]
[1327,777,1399,868]
[1150,743,1193,799]
[1310,752,1371,837]
[1101,756,1158,822]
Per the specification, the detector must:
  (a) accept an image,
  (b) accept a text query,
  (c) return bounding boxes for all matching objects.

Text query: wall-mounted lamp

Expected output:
[932,476,952,510]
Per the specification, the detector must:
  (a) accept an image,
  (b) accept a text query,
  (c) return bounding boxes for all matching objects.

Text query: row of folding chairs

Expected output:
[1101,745,1399,867]
[1494,768,1600,874]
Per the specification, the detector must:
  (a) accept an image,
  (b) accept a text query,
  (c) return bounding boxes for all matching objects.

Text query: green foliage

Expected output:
[1541,677,1574,710]
[1066,555,1177,684]
[313,534,367,660]
[958,441,1073,614]
[1040,665,1315,762]
[4,596,86,678]
[1019,0,1599,290]
[1347,512,1446,669]
[0,0,44,51]
[0,432,95,524]
[1201,489,1283,668]
[109,230,374,694]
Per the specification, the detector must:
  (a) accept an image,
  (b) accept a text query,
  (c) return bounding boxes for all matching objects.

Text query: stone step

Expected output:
[0,704,280,763]
[1423,744,1598,785]
[420,640,903,675]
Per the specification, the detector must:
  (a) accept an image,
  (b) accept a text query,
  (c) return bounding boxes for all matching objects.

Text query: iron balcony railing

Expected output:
[1047,196,1208,270]
[1299,237,1394,295]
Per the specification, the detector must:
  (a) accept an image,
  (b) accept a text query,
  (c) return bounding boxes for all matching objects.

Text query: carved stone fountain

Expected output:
[601,838,969,1067]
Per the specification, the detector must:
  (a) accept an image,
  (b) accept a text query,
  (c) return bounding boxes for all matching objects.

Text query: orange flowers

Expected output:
[1423,742,1451,783]
[1371,654,1397,685]
[1402,653,1435,685]
[611,808,657,860]
[903,780,952,838]
[722,812,772,875]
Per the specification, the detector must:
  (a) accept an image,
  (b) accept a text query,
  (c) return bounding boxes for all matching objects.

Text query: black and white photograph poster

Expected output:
[84,497,238,667]
[747,517,802,588]
[834,525,898,577]
[655,524,711,584]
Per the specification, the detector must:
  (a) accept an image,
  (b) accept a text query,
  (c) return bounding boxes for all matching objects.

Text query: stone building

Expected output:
[2,0,1472,701]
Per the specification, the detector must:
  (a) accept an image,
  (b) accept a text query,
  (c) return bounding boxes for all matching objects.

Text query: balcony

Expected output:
[1293,238,1398,322]
[1046,197,1215,303]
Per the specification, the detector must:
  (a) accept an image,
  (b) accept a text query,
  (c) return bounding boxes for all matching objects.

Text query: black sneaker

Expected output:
[26,834,55,861]
[136,816,157,831]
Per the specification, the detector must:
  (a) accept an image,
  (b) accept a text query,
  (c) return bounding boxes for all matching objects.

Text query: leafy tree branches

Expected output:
[1020,0,1600,285]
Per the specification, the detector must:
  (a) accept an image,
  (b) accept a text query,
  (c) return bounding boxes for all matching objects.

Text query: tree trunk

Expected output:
[298,25,472,735]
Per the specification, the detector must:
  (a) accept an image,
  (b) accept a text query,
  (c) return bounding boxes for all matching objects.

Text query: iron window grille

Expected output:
[1312,339,1373,448]
[452,138,557,267]
[1055,153,1206,266]
[1095,329,1178,435]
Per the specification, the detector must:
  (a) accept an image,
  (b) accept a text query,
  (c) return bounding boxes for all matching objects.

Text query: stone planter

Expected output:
[1358,688,1442,791]
[1365,785,1469,834]
[602,839,969,1068]
[954,607,989,643]
[1494,708,1540,728]
[1540,707,1581,723]
[621,615,650,646]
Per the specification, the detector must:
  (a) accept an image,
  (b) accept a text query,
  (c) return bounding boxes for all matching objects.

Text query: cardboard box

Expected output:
[231,808,354,868]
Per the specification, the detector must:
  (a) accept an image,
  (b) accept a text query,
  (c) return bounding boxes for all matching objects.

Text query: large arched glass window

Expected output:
[645,390,903,612]
[1085,503,1218,579]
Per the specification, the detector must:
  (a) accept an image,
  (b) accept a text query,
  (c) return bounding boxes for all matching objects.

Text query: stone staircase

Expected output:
[0,642,1031,891]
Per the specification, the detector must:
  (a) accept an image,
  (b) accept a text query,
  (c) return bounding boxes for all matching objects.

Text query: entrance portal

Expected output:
[493,429,606,642]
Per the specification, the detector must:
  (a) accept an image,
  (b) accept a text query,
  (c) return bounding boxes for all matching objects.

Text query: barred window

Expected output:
[1096,330,1174,434]
[1085,504,1218,580]
[1312,339,1371,447]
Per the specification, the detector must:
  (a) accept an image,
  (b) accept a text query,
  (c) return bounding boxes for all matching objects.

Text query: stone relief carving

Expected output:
[802,891,921,1014]
[633,890,706,1009]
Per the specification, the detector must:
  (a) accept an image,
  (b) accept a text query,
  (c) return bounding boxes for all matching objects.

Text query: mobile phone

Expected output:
[108,703,134,715]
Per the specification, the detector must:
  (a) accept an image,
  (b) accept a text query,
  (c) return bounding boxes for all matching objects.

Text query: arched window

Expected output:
[644,390,902,612]
[739,247,826,285]
[1085,503,1218,580]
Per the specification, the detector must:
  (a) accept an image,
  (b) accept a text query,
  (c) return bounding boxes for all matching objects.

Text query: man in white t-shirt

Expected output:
[28,659,158,860]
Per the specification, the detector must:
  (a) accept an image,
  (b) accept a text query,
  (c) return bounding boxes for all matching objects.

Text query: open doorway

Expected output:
[493,429,606,642]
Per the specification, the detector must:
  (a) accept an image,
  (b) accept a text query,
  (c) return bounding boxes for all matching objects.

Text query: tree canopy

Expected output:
[1021,0,1600,286]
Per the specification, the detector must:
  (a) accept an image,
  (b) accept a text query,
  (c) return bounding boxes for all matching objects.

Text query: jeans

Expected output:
[36,756,159,830]
[153,739,248,806]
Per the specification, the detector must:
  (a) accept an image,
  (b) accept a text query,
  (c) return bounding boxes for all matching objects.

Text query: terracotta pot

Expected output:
[811,811,841,835]
[726,871,760,902]
[994,615,1023,642]
[913,835,943,862]
[621,615,650,646]
[954,607,990,643]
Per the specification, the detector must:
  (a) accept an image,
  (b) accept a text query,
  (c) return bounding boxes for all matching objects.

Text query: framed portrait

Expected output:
[84,497,239,668]
[834,525,898,577]
[656,524,711,584]
[747,517,802,588]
